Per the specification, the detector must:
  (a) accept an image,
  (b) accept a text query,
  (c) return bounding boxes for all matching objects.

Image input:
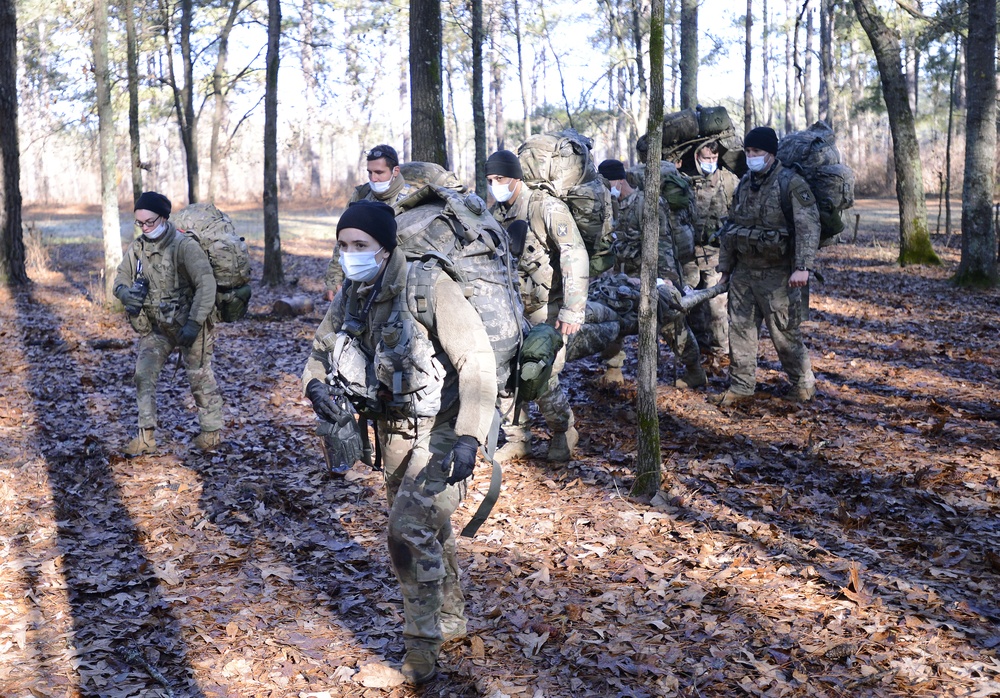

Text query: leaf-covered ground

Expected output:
[2,199,999,697]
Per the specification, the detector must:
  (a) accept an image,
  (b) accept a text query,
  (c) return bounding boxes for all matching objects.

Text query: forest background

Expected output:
[12,0,972,210]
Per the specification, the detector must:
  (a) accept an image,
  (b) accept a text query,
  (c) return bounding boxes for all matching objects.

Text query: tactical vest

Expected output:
[129,228,195,334]
[329,265,449,420]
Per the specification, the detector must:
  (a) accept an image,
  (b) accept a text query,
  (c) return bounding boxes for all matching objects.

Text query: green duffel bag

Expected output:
[516,324,564,403]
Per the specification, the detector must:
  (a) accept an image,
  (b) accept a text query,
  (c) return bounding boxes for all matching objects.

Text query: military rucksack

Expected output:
[393,184,524,397]
[172,203,253,322]
[516,129,615,272]
[776,121,856,246]
[515,324,563,403]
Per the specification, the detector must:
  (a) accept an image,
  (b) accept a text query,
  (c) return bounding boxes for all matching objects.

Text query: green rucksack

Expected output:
[776,121,856,246]
[515,323,563,403]
[172,203,253,322]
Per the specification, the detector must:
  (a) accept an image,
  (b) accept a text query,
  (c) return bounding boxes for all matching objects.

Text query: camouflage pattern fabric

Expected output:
[135,324,223,432]
[565,300,623,363]
[491,188,590,326]
[382,410,467,654]
[727,266,814,396]
[609,189,681,284]
[719,162,819,395]
[172,203,251,290]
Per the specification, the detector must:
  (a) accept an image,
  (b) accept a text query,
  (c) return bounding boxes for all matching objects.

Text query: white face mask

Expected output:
[699,161,718,175]
[369,176,394,195]
[746,155,769,173]
[610,185,621,199]
[339,247,384,282]
[490,181,514,203]
[144,221,167,240]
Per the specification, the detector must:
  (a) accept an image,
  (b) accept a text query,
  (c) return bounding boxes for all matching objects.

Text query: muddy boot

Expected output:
[714,390,753,408]
[401,648,438,685]
[782,384,817,402]
[193,430,222,451]
[124,428,157,458]
[599,348,626,385]
[675,365,707,389]
[547,426,579,462]
[496,425,532,463]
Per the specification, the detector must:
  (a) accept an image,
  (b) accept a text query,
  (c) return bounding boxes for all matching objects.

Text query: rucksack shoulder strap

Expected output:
[405,257,447,335]
[777,165,800,235]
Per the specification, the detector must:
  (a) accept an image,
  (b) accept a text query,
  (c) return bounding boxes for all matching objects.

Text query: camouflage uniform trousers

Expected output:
[381,410,467,654]
[565,301,624,363]
[727,265,815,396]
[135,326,223,432]
[686,245,729,354]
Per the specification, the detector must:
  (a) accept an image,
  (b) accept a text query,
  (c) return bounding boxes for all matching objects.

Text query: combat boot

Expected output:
[124,429,156,457]
[496,426,532,463]
[600,366,625,384]
[675,366,707,389]
[547,426,579,462]
[782,384,817,402]
[193,430,222,451]
[401,648,437,685]
[714,390,753,408]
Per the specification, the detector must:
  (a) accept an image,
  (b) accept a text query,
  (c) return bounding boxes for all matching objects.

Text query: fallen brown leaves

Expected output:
[1,202,999,697]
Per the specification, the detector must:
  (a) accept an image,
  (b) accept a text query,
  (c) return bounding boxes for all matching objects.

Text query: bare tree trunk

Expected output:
[957,0,997,285]
[945,32,959,240]
[784,0,794,133]
[180,0,199,202]
[539,2,574,130]
[631,0,648,131]
[514,0,531,141]
[472,0,487,198]
[399,22,411,162]
[744,0,753,131]
[208,0,241,203]
[0,0,27,285]
[125,0,142,206]
[851,0,938,265]
[667,0,677,109]
[804,6,815,125]
[444,43,460,176]
[490,11,505,150]
[818,0,833,125]
[94,0,122,301]
[634,0,664,496]
[262,0,283,285]
[409,0,448,166]
[679,0,697,109]
[761,0,770,125]
[301,0,322,198]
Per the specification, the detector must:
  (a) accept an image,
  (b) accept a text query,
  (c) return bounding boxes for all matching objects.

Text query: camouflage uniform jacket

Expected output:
[491,187,590,326]
[718,162,820,274]
[114,222,217,334]
[304,249,497,444]
[689,169,739,245]
[610,189,683,285]
[324,175,417,291]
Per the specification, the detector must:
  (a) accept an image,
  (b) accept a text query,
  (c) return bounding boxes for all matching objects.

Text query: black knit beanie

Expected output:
[598,159,628,181]
[367,144,399,168]
[486,150,524,180]
[135,191,172,219]
[744,127,779,155]
[336,200,398,251]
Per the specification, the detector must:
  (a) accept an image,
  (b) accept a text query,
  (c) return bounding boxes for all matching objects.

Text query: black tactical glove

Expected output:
[176,319,202,348]
[443,435,480,485]
[114,284,144,315]
[306,378,347,424]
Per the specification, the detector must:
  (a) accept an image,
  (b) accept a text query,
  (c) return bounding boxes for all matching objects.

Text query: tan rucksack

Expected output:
[172,203,253,322]
[516,129,614,272]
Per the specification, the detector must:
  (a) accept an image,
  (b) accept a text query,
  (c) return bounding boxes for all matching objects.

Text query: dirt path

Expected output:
[1,199,999,697]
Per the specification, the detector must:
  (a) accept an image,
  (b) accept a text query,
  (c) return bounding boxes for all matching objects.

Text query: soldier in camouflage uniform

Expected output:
[302,201,497,685]
[486,149,590,462]
[716,127,820,406]
[597,159,705,389]
[113,192,224,456]
[324,145,416,299]
[686,141,739,355]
